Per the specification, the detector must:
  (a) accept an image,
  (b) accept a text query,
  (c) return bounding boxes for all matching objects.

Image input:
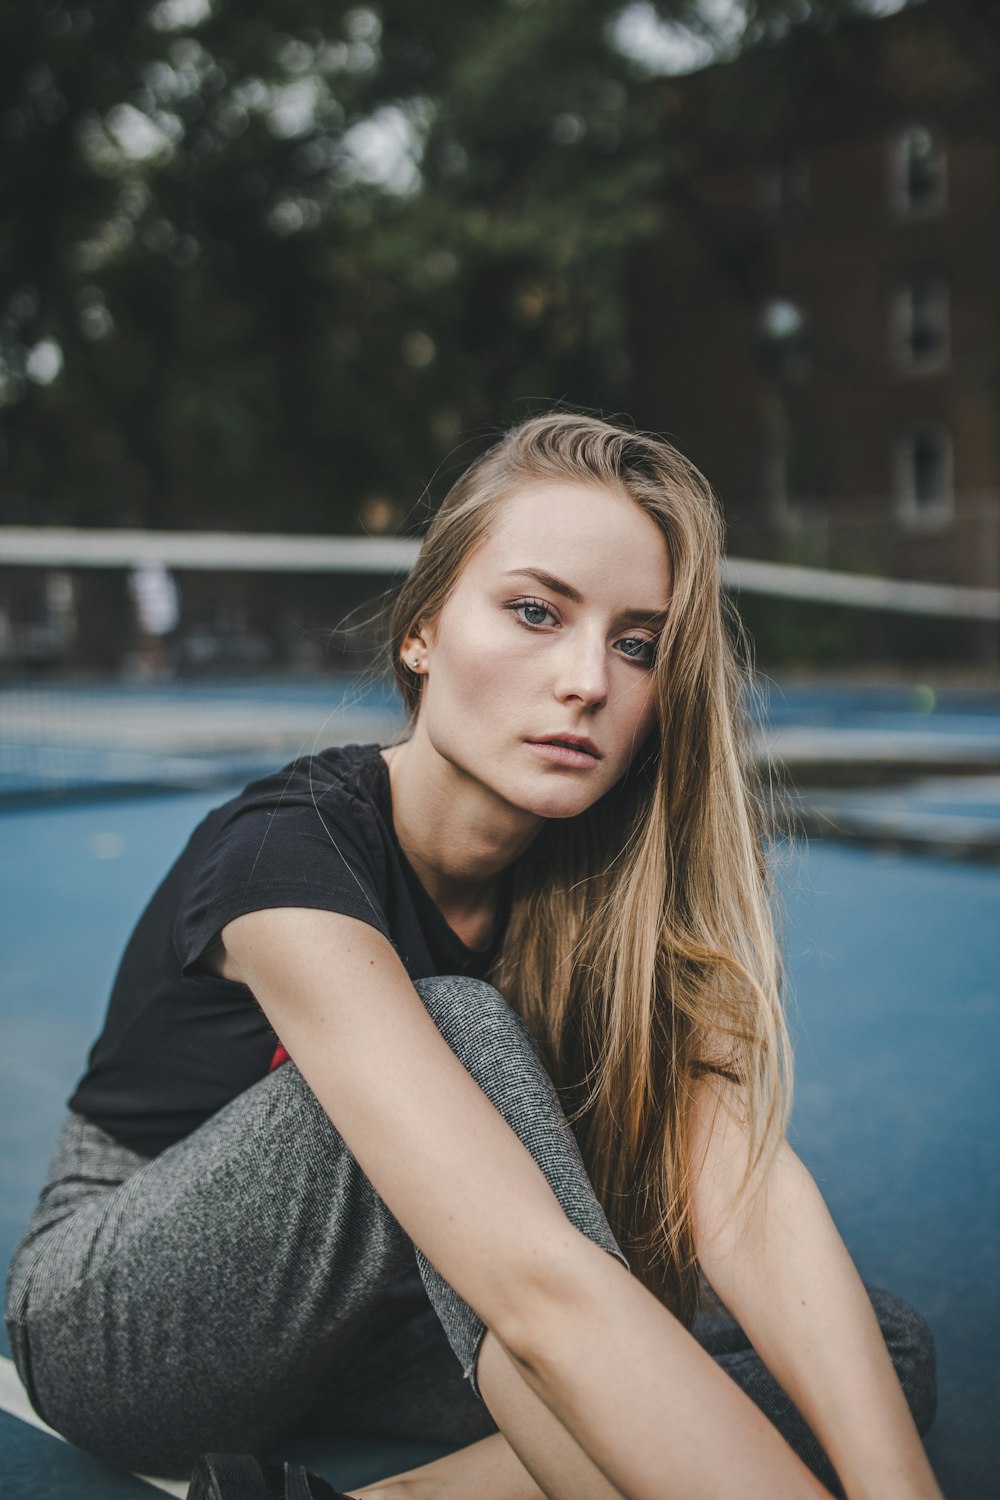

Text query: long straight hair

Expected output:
[386,412,791,1324]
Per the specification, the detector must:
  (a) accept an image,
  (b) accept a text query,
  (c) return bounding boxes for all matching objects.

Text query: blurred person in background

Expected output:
[126,561,180,680]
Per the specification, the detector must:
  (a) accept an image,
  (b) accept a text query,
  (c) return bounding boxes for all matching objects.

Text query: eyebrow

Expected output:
[501,567,669,628]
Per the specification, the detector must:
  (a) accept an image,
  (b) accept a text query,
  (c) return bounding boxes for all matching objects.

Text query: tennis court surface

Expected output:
[1,678,998,1497]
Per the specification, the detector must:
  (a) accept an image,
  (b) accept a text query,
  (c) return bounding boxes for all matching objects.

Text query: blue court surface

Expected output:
[4,676,1000,807]
[1,687,998,1497]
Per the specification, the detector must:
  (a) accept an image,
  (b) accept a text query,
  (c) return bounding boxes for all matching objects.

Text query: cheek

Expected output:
[439,608,535,683]
[620,672,659,723]
[627,681,659,744]
[430,610,522,709]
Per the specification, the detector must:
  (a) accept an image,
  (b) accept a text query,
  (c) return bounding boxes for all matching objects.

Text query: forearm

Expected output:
[357,1237,826,1500]
[504,1233,828,1500]
[701,1148,942,1500]
[350,1328,625,1500]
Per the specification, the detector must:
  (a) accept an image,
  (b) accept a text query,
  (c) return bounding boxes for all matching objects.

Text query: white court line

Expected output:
[0,1354,186,1497]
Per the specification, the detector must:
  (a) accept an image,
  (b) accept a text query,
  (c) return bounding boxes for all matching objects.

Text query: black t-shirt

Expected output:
[69,742,512,1156]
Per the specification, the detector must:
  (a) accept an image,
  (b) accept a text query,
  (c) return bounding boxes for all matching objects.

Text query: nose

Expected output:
[552,629,608,712]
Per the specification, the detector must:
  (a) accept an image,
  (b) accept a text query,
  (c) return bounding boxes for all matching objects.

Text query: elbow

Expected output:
[491,1229,624,1379]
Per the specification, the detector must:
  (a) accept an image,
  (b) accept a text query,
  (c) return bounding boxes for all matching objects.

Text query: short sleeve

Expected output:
[175,786,391,977]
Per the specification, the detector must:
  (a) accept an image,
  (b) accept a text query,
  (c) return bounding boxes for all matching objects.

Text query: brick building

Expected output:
[628,0,1000,592]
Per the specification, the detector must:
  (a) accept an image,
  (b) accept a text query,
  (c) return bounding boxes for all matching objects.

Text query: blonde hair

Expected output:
[385,411,791,1324]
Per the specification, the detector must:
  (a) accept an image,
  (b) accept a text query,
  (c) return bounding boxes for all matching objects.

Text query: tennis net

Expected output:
[0,530,415,801]
[2,526,998,804]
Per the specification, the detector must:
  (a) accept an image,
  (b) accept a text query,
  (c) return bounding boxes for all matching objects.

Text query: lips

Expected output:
[529,734,602,760]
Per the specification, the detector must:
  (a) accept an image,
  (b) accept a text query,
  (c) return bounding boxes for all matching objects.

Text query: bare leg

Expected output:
[349,1327,625,1500]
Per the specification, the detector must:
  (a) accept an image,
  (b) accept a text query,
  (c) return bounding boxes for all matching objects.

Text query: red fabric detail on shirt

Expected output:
[269,1043,290,1072]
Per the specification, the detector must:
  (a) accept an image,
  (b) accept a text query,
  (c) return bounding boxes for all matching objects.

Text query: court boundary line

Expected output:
[0,1354,185,1496]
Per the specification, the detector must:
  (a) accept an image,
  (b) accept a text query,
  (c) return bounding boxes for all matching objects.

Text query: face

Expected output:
[403,481,671,823]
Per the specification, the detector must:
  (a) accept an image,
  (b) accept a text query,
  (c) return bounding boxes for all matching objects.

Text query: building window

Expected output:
[891,275,949,372]
[894,426,953,527]
[890,124,947,218]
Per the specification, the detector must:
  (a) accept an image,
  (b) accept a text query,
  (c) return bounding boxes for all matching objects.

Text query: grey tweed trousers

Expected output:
[4,975,936,1489]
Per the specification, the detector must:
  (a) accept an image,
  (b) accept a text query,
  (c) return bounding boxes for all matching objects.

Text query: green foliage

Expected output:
[0,0,923,533]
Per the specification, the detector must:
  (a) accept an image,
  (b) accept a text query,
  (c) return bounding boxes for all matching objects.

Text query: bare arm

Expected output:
[221,907,830,1500]
[689,1078,943,1500]
[219,906,588,1344]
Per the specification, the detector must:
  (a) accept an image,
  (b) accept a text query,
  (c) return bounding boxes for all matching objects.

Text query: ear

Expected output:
[400,620,433,676]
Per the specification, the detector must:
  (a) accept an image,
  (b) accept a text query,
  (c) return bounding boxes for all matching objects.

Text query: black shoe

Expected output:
[187,1453,352,1500]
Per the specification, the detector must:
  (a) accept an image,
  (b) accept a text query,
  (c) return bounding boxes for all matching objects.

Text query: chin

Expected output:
[539,802,596,822]
[516,780,607,821]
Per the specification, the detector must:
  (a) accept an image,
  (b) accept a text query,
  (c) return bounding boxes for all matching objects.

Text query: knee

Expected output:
[412,972,511,1017]
[410,975,569,1144]
[412,974,622,1249]
[412,975,542,1071]
[868,1286,938,1436]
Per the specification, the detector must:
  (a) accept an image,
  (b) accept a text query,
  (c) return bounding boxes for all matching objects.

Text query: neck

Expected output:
[380,732,541,922]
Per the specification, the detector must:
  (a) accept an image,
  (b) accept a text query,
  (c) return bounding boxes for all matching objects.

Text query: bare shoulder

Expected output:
[213,905,390,984]
[219,904,387,987]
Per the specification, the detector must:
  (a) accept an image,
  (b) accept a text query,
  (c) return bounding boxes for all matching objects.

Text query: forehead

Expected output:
[465,481,671,598]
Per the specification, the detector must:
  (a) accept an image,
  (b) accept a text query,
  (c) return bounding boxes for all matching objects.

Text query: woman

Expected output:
[5,412,939,1500]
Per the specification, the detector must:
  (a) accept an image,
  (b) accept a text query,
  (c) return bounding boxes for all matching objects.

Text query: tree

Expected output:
[0,0,924,532]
